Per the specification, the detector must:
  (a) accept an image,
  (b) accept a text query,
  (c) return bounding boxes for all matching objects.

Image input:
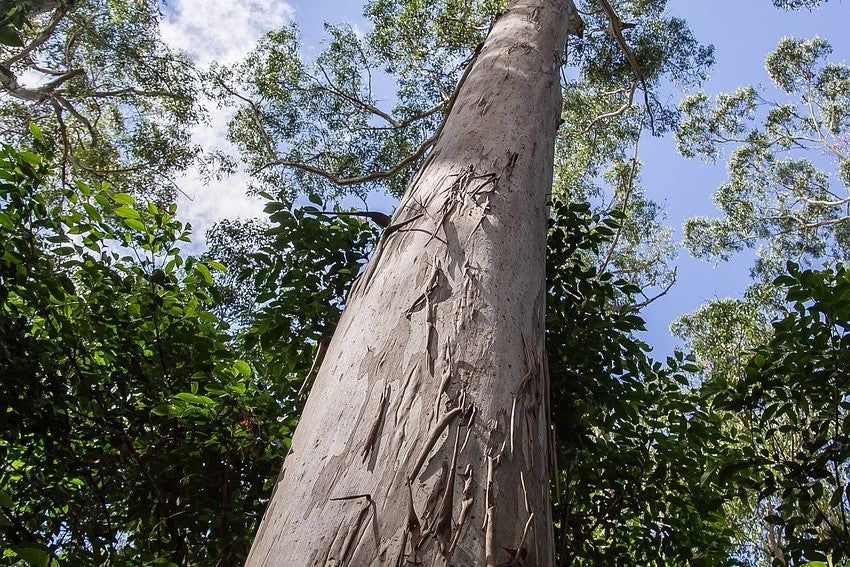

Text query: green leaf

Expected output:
[174,392,215,407]
[830,485,843,507]
[233,360,252,377]
[113,193,135,205]
[123,218,146,231]
[0,25,23,47]
[0,489,14,508]
[28,123,43,142]
[53,246,76,256]
[18,151,42,165]
[11,546,50,567]
[196,262,212,284]
[114,206,140,219]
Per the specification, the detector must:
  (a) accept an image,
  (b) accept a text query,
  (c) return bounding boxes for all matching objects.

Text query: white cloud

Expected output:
[175,109,265,249]
[161,0,294,66]
[160,0,295,247]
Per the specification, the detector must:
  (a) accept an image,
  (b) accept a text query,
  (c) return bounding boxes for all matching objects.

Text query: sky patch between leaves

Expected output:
[161,0,295,243]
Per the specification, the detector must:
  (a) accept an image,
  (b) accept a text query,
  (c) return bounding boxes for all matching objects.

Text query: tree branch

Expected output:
[2,6,69,67]
[310,64,447,131]
[579,81,636,135]
[256,129,440,186]
[594,0,655,133]
[596,128,642,280]
[213,78,277,161]
[255,42,481,186]
[612,267,676,312]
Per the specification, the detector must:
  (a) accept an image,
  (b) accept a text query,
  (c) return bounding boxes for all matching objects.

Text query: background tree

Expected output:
[677,37,849,288]
[0,137,296,565]
[673,34,850,566]
[546,200,740,565]
[0,0,202,202]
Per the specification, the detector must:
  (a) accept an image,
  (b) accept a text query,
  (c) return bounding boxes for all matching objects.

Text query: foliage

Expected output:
[554,0,712,300]
[5,2,846,566]
[228,199,380,398]
[673,34,850,567]
[703,264,850,566]
[0,0,202,202]
[211,0,711,323]
[772,0,830,10]
[206,20,444,201]
[0,139,292,565]
[546,199,739,565]
[677,37,850,283]
[204,217,272,328]
[671,286,774,379]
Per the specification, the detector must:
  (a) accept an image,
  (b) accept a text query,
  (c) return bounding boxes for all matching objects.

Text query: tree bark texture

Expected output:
[246,0,572,564]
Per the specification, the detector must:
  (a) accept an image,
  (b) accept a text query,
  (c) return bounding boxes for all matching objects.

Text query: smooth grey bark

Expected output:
[246,0,574,564]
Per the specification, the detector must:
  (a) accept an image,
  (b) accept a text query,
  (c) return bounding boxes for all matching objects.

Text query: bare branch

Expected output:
[314,63,400,128]
[311,64,447,130]
[89,87,192,101]
[579,81,636,135]
[53,92,97,141]
[38,68,84,92]
[797,215,850,230]
[256,128,440,186]
[0,67,83,103]
[803,196,850,207]
[610,267,677,312]
[213,78,277,161]
[51,98,70,186]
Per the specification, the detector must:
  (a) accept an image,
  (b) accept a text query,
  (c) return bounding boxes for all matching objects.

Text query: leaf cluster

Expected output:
[546,199,739,565]
[704,263,850,566]
[678,37,850,282]
[230,197,379,395]
[0,138,290,566]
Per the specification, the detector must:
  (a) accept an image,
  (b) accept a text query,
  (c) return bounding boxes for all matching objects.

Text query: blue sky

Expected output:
[169,0,849,354]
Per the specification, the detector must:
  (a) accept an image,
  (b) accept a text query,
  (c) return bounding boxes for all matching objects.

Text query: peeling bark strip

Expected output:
[246,0,579,564]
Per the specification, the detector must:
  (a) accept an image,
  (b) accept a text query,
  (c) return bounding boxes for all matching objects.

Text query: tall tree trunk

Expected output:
[247,0,575,564]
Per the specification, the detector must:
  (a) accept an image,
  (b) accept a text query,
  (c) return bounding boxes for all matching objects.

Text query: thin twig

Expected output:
[596,126,642,279]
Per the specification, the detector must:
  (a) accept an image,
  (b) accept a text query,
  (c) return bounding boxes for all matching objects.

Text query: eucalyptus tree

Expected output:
[678,37,849,287]
[772,0,831,8]
[673,35,850,378]
[243,2,579,563]
[0,0,202,202]
[216,0,716,563]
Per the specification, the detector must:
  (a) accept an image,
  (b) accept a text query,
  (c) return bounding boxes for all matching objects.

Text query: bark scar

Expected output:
[448,464,474,554]
[362,383,391,463]
[434,428,461,553]
[395,482,422,567]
